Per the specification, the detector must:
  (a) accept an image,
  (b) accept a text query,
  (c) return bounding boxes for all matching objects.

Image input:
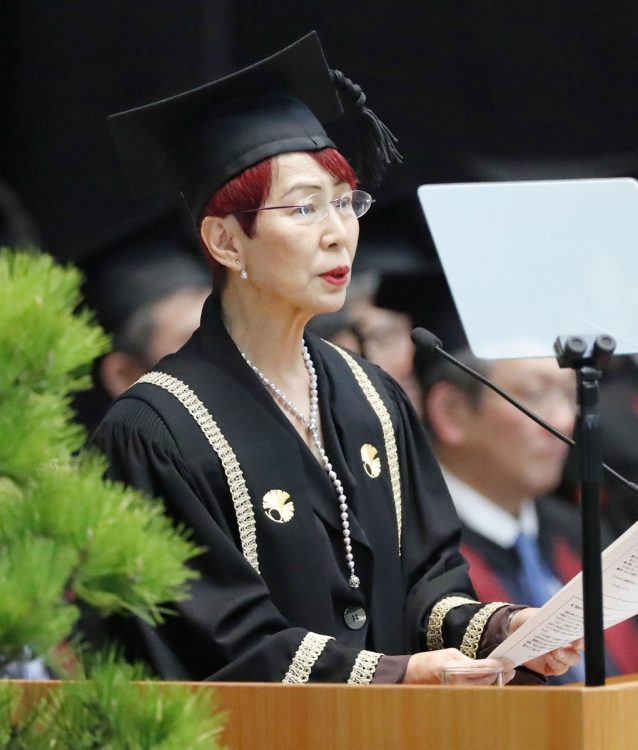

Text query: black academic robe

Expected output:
[91,297,503,683]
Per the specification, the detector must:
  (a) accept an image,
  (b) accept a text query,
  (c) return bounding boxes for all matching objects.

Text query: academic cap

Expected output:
[82,239,210,336]
[108,31,400,225]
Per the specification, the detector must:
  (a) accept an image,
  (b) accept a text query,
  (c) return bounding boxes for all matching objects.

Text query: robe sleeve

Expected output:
[375,370,514,660]
[371,610,546,685]
[90,397,383,684]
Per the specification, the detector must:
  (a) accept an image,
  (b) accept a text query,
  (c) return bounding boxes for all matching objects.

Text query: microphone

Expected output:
[411,327,638,496]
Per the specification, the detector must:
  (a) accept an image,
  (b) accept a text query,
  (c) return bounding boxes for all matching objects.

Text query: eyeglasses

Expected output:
[235,190,374,225]
[495,383,577,414]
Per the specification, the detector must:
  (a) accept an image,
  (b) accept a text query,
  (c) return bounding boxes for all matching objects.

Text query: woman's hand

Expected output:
[404,648,515,685]
[509,608,584,677]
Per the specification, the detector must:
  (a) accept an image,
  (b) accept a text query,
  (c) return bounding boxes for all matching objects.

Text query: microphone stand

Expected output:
[554,333,616,687]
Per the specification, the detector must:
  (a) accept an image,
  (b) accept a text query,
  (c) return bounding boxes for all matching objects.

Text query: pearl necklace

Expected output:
[241,340,360,588]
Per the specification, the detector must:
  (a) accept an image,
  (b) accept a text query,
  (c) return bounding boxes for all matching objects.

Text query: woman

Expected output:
[94,32,580,684]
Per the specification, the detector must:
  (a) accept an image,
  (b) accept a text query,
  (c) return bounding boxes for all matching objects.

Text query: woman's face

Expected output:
[238,152,359,317]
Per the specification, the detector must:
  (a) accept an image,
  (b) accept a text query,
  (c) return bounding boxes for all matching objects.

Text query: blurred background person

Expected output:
[309,267,422,411]
[347,272,420,410]
[0,179,40,248]
[416,338,638,680]
[598,355,638,537]
[76,237,211,434]
[307,309,364,355]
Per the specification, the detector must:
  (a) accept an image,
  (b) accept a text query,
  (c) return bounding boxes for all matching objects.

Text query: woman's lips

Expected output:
[320,266,350,286]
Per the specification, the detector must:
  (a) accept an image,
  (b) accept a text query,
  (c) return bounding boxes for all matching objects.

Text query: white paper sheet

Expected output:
[490,519,638,665]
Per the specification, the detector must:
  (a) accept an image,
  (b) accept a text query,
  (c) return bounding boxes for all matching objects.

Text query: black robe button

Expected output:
[343,605,367,630]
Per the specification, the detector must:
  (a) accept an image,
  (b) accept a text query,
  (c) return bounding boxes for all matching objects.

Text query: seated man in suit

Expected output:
[76,238,211,433]
[416,345,638,681]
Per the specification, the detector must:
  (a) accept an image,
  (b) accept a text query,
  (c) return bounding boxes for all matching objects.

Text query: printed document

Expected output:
[490,521,638,665]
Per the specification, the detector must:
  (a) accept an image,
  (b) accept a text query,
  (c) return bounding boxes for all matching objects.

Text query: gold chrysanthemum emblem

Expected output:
[360,444,382,478]
[262,489,295,524]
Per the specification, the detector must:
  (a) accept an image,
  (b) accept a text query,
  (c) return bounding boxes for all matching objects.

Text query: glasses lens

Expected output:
[350,190,373,218]
[291,194,322,224]
[292,191,373,224]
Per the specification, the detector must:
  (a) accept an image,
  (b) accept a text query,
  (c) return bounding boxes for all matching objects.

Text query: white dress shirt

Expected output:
[441,468,539,549]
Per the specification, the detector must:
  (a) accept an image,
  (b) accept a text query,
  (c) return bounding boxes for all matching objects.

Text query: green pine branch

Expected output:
[0,249,109,398]
[0,249,225,746]
[0,652,226,749]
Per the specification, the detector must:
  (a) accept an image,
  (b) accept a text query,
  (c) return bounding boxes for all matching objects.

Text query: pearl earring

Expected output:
[236,259,248,280]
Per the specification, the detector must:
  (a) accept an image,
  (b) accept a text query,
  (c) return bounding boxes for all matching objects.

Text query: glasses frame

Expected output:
[234,190,375,223]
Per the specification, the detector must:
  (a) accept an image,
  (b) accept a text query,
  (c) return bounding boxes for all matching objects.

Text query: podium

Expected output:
[14,676,638,749]
[212,677,638,749]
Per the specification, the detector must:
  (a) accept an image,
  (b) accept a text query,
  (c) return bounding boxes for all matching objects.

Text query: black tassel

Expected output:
[331,69,402,184]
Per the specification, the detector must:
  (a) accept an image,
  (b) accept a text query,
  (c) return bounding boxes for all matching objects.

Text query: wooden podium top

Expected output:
[14,675,638,750]
[210,676,638,750]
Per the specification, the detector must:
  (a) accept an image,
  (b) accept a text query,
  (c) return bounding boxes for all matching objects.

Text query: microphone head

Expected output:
[410,327,443,353]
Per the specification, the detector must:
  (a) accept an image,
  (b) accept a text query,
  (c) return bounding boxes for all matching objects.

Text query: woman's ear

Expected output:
[200,215,244,270]
[423,381,475,448]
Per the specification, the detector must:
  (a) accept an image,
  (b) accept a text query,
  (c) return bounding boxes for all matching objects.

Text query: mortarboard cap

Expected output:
[108,32,400,225]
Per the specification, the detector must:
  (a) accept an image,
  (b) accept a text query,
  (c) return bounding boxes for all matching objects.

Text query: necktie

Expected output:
[513,531,561,608]
[514,531,586,683]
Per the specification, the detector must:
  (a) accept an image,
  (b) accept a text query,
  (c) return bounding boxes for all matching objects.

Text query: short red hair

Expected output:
[200,148,357,282]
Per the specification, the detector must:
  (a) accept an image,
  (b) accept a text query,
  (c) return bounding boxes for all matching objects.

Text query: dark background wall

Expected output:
[1,0,233,259]
[2,1,638,263]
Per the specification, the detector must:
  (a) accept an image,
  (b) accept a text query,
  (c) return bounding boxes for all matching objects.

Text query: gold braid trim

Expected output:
[282,632,334,684]
[426,595,479,651]
[138,371,260,574]
[327,342,403,555]
[347,649,384,684]
[459,602,510,659]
